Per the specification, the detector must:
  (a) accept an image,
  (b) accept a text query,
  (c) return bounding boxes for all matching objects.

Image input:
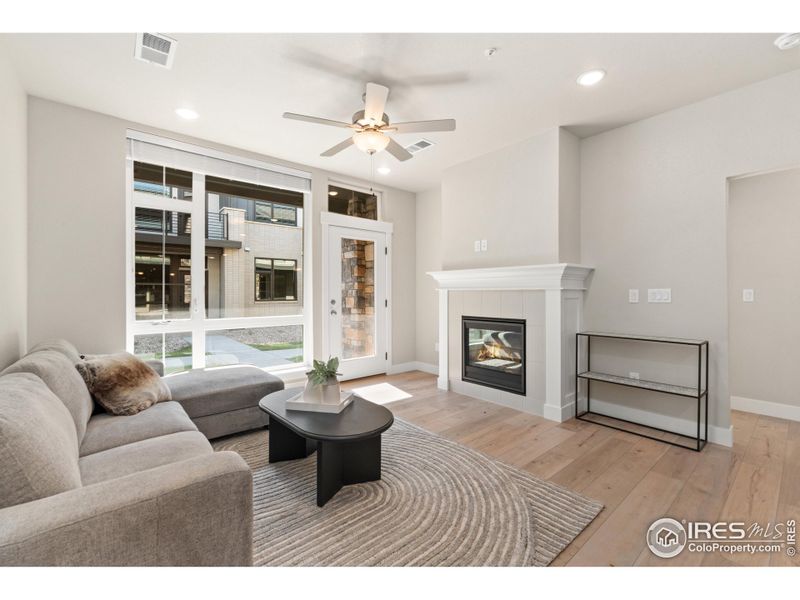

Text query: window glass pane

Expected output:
[205,326,303,368]
[328,185,378,220]
[133,162,192,201]
[341,238,375,359]
[272,205,297,225]
[133,332,193,375]
[254,202,272,222]
[206,179,303,318]
[134,207,191,321]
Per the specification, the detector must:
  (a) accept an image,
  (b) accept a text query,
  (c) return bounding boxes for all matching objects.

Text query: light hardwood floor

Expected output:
[342,371,800,567]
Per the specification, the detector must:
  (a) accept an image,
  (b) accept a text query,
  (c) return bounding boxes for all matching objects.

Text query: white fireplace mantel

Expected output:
[427,263,593,291]
[428,263,594,423]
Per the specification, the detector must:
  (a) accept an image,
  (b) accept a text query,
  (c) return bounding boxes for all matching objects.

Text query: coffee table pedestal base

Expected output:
[268,419,382,507]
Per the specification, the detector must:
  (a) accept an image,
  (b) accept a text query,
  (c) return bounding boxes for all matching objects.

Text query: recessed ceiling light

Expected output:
[377,167,391,175]
[775,33,800,50]
[175,107,199,120]
[577,69,606,87]
[328,190,338,196]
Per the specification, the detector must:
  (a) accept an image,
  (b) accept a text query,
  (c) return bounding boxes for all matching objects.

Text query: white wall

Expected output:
[580,69,800,442]
[26,97,417,364]
[0,52,28,368]
[440,128,560,269]
[558,128,581,264]
[728,167,800,419]
[415,187,442,367]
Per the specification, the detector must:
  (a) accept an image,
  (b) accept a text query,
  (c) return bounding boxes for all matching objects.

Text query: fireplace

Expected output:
[462,316,526,395]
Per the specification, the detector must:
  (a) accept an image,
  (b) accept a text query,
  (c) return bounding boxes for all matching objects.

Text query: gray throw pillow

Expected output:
[76,352,171,416]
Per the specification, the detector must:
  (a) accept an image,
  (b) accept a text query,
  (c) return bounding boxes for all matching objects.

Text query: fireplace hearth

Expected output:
[462,316,526,395]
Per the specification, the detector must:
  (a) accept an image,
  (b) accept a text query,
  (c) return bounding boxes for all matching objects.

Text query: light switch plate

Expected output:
[743,289,755,302]
[480,239,488,251]
[648,288,672,303]
[474,240,481,252]
[629,289,639,303]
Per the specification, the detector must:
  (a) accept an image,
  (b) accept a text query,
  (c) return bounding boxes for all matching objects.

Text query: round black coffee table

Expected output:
[259,388,394,507]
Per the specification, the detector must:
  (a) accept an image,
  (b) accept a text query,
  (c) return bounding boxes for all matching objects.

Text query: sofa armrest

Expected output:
[145,359,165,377]
[0,452,252,566]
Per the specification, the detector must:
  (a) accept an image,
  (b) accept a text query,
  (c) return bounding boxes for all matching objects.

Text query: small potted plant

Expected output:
[305,357,342,404]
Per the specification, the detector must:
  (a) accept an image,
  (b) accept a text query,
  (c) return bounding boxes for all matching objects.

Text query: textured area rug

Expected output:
[213,419,602,566]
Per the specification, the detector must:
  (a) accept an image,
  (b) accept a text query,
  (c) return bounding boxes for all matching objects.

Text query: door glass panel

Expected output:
[205,326,304,368]
[341,238,375,360]
[133,332,193,375]
[205,177,304,319]
[134,207,192,321]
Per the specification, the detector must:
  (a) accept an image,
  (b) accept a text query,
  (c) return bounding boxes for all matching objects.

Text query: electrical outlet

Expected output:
[629,372,640,380]
[647,288,672,303]
[629,289,639,303]
[474,240,481,252]
[742,289,755,303]
[480,239,488,251]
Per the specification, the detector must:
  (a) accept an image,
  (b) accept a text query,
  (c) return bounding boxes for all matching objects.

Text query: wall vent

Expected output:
[134,33,177,69]
[405,139,434,154]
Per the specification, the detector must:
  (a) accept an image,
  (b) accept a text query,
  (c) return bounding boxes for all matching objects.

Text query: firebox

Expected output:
[462,316,526,395]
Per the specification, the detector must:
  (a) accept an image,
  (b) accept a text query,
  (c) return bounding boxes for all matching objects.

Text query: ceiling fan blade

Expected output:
[389,119,456,134]
[283,112,352,128]
[364,82,389,124]
[385,137,413,162]
[320,137,354,157]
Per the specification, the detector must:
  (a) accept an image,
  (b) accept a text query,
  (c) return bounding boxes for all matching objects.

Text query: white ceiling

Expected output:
[3,33,799,192]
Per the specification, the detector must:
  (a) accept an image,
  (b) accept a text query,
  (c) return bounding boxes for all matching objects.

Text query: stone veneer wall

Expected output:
[341,239,375,359]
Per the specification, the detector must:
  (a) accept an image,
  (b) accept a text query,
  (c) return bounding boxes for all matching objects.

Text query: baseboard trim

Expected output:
[387,361,439,376]
[543,401,574,423]
[731,395,800,423]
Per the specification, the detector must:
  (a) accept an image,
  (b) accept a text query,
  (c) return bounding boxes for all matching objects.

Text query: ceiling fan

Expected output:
[283,82,456,162]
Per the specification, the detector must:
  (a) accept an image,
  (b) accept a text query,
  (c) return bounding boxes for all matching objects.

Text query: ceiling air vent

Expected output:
[404,139,434,154]
[134,33,177,69]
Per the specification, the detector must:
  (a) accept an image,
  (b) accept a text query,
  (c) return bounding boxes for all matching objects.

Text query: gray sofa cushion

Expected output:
[79,401,197,456]
[79,431,212,486]
[166,365,283,419]
[0,373,82,509]
[1,350,93,443]
[28,339,81,364]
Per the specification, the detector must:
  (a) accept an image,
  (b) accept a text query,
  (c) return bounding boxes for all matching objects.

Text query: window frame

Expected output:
[254,257,298,302]
[253,200,298,226]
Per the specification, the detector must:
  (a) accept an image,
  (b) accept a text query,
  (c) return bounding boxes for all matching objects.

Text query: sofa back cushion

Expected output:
[0,373,82,509]
[1,350,93,443]
[28,338,82,365]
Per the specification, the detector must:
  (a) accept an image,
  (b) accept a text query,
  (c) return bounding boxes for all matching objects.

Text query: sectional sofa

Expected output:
[0,339,283,566]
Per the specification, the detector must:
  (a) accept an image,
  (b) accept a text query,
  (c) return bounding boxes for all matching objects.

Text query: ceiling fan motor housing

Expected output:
[352,109,389,128]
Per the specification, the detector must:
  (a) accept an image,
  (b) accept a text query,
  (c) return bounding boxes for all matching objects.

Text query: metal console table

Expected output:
[575,332,709,452]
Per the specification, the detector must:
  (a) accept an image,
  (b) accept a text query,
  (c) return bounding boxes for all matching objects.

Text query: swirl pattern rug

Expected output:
[213,419,602,566]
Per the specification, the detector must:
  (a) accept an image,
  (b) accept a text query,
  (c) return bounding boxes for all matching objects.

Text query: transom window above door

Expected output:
[328,184,379,220]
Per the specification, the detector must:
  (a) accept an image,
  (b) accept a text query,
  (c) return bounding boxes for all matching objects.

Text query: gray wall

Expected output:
[580,69,800,439]
[0,52,27,368]
[728,167,800,410]
[26,97,417,364]
[440,128,560,269]
[415,187,442,367]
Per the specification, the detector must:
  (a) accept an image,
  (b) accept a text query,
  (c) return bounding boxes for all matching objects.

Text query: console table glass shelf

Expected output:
[575,332,709,452]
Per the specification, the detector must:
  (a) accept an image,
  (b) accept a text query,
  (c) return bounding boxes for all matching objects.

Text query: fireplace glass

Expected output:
[462,316,526,395]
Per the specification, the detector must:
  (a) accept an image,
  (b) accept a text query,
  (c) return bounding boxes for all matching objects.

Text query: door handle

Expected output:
[330,309,338,316]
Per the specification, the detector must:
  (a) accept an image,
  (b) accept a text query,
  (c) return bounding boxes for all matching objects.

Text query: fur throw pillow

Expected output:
[76,352,171,416]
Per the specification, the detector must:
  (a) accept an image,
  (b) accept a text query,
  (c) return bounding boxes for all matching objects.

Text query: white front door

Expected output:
[326,224,388,380]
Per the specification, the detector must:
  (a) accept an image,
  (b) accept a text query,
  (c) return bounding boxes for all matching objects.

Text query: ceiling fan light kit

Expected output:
[283,81,456,162]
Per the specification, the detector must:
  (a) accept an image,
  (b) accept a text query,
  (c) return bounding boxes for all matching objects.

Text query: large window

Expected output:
[255,258,297,301]
[127,135,311,373]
